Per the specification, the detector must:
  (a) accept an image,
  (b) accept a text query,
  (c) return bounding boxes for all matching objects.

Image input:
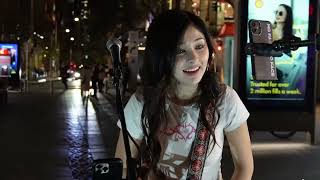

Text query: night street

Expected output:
[1,82,320,179]
[1,0,320,179]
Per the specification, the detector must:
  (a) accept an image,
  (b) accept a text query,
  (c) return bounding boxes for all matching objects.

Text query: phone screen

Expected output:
[92,158,123,180]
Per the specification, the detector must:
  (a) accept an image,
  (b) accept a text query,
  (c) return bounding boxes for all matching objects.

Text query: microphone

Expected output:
[106,38,122,69]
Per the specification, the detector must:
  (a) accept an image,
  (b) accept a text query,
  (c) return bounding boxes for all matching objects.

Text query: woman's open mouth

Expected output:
[183,67,200,74]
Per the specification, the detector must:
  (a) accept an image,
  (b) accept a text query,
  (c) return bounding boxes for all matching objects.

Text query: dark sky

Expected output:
[89,0,120,33]
[0,0,121,36]
[0,0,30,33]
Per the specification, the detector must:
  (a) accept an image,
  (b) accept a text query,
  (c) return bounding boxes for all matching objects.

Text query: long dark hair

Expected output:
[274,4,293,39]
[139,10,226,177]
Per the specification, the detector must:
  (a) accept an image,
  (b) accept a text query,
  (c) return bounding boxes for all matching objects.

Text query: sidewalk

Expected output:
[88,87,133,157]
[0,85,122,180]
[88,91,120,159]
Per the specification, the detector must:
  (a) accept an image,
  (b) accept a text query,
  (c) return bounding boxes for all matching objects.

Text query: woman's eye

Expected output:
[195,44,205,49]
[176,48,185,55]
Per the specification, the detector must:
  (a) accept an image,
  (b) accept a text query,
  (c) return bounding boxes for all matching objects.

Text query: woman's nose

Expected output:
[187,50,198,62]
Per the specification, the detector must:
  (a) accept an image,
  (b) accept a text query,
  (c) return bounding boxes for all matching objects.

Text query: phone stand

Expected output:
[247,34,320,56]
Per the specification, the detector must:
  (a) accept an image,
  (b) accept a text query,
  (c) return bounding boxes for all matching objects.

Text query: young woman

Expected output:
[272,4,293,42]
[115,10,253,180]
[272,4,295,78]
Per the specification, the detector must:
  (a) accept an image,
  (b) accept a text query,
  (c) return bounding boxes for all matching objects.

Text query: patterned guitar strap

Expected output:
[186,101,215,180]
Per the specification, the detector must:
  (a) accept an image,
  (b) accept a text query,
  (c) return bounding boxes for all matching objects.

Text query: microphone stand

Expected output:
[113,55,137,180]
[272,34,320,52]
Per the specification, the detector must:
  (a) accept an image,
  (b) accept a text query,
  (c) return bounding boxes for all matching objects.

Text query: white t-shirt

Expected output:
[117,86,250,180]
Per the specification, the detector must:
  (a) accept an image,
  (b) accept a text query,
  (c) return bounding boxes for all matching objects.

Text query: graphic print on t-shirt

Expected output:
[157,105,198,179]
[160,121,196,142]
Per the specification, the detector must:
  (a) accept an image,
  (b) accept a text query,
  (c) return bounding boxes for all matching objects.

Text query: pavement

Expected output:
[0,80,119,180]
[0,80,320,180]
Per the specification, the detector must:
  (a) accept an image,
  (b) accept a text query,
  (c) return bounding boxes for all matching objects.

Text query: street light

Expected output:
[65,29,70,33]
[70,37,75,41]
[74,17,79,22]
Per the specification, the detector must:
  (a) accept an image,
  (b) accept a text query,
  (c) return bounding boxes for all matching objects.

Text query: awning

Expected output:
[218,22,234,37]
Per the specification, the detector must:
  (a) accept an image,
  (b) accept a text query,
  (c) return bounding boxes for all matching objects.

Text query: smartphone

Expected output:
[248,19,278,80]
[92,158,123,180]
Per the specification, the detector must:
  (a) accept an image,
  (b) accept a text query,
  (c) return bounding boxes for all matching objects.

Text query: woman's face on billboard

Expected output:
[275,5,287,23]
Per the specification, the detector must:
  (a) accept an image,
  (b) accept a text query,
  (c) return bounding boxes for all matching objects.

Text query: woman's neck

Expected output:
[174,84,199,100]
[275,22,285,30]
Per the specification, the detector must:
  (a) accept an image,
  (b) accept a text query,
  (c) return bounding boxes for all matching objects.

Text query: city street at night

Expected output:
[0,82,320,179]
[1,0,320,179]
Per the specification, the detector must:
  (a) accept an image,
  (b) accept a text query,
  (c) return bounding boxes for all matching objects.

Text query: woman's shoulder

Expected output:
[125,88,144,112]
[130,86,144,103]
[219,85,240,105]
[224,85,235,96]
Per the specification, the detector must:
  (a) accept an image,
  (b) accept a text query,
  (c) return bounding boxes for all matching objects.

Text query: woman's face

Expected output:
[275,5,287,23]
[173,25,209,89]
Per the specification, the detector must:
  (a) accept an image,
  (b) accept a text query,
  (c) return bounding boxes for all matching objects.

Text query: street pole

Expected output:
[25,41,29,92]
[200,0,209,26]
[49,2,59,95]
[49,56,53,95]
[49,25,56,95]
[26,0,34,92]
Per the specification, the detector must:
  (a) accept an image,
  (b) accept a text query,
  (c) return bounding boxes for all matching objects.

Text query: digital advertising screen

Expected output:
[243,0,316,109]
[0,42,19,78]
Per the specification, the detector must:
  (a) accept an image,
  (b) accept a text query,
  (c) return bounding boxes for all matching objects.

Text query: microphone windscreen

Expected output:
[106,38,122,51]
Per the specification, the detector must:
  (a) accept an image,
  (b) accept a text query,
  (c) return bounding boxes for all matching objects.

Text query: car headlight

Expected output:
[74,72,81,78]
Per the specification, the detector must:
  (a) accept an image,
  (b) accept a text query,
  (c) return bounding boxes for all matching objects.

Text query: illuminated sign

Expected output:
[246,0,310,101]
[0,43,19,77]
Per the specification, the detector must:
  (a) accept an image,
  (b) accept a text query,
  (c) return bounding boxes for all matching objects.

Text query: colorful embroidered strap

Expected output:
[187,102,214,180]
[186,120,210,180]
